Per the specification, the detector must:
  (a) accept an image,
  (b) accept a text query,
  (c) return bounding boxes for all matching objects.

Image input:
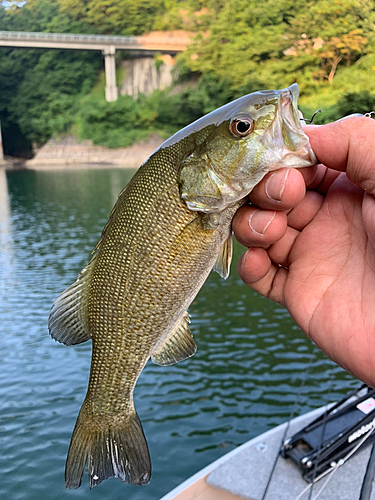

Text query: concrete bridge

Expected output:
[0,30,191,102]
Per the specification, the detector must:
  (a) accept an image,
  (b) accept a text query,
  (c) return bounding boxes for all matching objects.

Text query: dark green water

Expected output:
[0,167,356,500]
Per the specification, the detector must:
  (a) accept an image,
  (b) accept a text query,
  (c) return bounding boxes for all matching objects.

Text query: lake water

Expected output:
[0,167,356,500]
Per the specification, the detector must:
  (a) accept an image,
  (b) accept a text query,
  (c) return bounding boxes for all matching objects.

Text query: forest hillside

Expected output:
[1,0,375,156]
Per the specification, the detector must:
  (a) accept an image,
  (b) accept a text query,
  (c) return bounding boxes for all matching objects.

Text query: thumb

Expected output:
[305,116,375,196]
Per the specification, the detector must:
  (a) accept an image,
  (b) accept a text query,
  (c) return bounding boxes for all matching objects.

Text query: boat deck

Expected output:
[160,406,375,500]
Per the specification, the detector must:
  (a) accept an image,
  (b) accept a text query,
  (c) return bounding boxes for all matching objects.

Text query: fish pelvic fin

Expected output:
[48,257,96,345]
[65,405,151,489]
[151,312,196,366]
[213,233,233,279]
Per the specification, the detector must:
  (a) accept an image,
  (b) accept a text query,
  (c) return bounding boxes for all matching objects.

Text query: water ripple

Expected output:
[0,168,357,500]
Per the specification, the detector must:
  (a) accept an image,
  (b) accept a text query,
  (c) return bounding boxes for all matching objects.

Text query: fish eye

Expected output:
[229,117,254,138]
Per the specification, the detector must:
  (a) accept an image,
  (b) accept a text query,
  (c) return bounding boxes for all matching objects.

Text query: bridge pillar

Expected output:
[103,46,118,102]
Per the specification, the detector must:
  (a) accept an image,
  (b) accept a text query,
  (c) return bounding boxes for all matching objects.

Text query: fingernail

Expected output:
[238,248,251,273]
[265,170,290,201]
[249,210,276,235]
[239,250,247,269]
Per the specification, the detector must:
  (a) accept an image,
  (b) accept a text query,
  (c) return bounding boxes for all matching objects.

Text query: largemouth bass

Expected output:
[49,84,317,489]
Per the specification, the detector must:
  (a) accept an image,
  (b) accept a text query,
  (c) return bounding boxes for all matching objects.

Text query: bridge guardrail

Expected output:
[0,30,188,48]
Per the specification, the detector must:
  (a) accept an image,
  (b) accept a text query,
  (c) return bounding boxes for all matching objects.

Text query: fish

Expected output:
[48,83,317,489]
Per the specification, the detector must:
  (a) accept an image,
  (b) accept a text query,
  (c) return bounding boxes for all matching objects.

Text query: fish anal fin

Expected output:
[213,234,233,279]
[152,312,196,366]
[48,257,95,345]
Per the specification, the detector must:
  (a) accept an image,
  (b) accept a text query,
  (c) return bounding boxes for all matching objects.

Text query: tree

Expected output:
[284,0,373,84]
[9,49,101,144]
[316,30,367,84]
[0,0,100,149]
[59,0,166,35]
[1,0,375,152]
[181,0,375,90]
[181,0,293,90]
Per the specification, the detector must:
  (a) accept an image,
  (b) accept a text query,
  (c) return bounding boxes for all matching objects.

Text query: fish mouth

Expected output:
[279,85,305,148]
[276,84,317,164]
[282,84,302,125]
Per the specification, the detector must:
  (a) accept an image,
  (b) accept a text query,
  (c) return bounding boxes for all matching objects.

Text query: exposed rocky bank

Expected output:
[25,134,165,169]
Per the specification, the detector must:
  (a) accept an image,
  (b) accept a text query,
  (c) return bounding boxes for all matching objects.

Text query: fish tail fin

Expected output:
[65,406,151,489]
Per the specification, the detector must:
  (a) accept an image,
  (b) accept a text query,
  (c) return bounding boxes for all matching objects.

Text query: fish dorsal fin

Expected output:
[48,256,95,345]
[213,234,233,279]
[151,312,196,366]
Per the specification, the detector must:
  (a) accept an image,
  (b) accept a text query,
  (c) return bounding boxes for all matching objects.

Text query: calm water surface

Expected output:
[0,167,356,500]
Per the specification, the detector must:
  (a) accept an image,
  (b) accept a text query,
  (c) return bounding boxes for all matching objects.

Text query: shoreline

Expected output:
[22,162,143,170]
[8,134,165,170]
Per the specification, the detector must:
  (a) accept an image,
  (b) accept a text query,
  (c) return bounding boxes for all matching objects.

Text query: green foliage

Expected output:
[8,50,101,144]
[181,0,290,90]
[182,0,375,92]
[77,93,160,148]
[1,0,375,154]
[284,0,372,86]
[299,90,375,126]
[59,0,166,35]
[337,92,375,117]
[4,0,60,32]
[152,74,233,127]
[153,0,221,31]
[75,73,255,148]
[0,0,100,148]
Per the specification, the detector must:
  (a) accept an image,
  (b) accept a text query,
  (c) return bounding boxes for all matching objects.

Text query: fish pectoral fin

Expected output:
[48,258,95,345]
[151,312,196,366]
[212,233,233,279]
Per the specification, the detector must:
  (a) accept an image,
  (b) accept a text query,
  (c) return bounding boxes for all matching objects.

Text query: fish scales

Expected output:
[81,146,233,483]
[49,84,317,489]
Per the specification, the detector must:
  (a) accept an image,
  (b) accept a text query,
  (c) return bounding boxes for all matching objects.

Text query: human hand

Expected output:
[232,115,375,386]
